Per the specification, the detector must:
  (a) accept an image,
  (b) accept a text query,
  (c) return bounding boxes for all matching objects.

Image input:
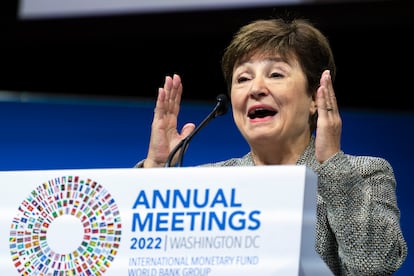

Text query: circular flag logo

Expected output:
[9,175,122,275]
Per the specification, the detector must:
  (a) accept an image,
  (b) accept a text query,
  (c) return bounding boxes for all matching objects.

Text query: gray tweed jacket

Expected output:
[199,137,407,275]
[135,136,408,275]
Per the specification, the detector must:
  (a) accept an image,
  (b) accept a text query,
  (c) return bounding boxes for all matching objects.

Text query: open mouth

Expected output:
[247,108,277,119]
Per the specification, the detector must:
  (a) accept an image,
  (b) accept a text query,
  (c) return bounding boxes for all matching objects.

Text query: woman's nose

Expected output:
[249,76,269,97]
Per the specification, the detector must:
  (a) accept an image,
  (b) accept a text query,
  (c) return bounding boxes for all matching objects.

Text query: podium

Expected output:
[0,166,332,275]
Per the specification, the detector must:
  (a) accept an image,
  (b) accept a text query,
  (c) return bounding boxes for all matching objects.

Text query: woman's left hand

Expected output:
[315,70,342,163]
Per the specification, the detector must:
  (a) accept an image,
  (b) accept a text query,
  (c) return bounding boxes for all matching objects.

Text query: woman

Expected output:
[136,18,407,275]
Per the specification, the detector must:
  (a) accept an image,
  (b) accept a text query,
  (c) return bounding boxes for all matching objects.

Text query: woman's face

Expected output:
[230,53,317,147]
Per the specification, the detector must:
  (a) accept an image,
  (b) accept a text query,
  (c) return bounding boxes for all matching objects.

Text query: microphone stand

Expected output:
[164,94,229,167]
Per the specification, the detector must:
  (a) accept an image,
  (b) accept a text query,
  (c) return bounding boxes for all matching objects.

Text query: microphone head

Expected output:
[215,94,229,117]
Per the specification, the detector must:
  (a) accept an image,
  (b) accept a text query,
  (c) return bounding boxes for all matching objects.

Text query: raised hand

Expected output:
[315,70,342,163]
[144,74,195,167]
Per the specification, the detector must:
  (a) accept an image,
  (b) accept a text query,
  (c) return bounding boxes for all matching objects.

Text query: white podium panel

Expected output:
[0,165,332,275]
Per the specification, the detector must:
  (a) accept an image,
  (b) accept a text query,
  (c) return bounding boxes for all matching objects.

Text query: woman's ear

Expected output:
[309,97,318,115]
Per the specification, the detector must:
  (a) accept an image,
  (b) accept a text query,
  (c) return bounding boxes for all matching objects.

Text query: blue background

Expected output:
[0,94,412,275]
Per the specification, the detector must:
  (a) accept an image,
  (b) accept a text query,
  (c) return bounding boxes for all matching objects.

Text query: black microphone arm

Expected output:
[164,94,229,167]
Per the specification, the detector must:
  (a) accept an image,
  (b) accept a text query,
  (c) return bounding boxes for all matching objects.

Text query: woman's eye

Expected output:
[237,76,250,83]
[270,72,283,78]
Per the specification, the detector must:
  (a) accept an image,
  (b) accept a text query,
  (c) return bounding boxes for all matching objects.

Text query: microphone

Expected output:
[164,94,229,167]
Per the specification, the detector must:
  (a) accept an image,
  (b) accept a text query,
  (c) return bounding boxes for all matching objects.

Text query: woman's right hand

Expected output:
[143,74,196,168]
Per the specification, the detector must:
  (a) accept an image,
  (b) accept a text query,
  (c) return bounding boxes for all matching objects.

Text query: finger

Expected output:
[170,74,183,115]
[325,71,338,113]
[316,86,332,115]
[318,70,336,114]
[153,87,166,121]
[180,122,196,138]
[162,75,174,112]
[170,74,182,102]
